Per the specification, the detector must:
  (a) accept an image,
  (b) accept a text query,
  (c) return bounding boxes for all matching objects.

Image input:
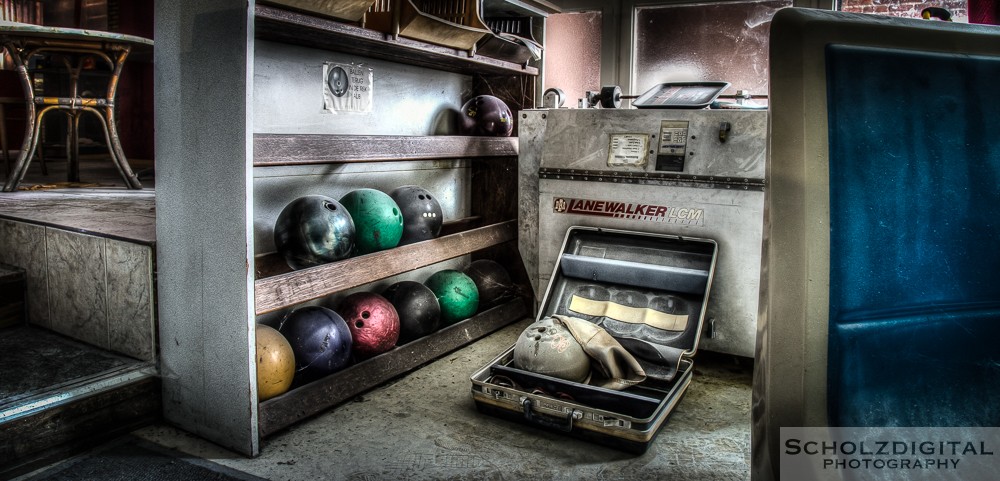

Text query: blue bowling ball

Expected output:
[277,306,353,383]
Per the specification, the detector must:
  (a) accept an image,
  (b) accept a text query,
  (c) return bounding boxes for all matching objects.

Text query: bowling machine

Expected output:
[518,106,766,358]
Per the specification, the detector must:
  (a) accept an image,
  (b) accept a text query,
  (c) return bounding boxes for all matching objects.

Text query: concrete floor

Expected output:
[130,319,752,481]
[2,154,752,480]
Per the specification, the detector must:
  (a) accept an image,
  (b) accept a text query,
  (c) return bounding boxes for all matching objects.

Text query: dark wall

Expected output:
[114,0,155,161]
[1,1,154,162]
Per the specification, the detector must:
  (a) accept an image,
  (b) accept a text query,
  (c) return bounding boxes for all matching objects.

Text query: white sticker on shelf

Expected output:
[323,62,373,114]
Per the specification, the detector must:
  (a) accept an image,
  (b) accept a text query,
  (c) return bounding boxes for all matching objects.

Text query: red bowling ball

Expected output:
[336,292,400,359]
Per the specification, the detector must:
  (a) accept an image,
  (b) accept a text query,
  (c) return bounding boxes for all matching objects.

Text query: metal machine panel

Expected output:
[526,108,766,358]
[537,109,765,180]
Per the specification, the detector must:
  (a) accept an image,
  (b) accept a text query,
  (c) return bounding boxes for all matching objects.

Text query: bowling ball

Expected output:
[424,269,479,326]
[278,306,353,383]
[460,95,513,137]
[273,195,355,270]
[337,292,400,358]
[255,324,295,401]
[382,280,441,344]
[389,185,443,245]
[339,189,404,255]
[463,259,514,311]
[513,317,590,383]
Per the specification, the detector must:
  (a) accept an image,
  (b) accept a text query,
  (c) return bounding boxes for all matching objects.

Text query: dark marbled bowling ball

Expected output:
[273,195,355,270]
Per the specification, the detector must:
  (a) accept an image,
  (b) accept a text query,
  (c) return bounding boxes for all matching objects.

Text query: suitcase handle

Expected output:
[521,398,577,432]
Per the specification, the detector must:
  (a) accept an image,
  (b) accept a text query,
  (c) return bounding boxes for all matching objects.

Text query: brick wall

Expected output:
[842,0,968,21]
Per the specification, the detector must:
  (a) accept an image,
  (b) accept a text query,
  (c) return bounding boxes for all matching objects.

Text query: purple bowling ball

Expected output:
[460,95,514,137]
[277,305,353,383]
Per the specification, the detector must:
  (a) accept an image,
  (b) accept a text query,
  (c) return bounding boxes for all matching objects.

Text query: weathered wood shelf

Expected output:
[258,296,529,436]
[253,134,519,166]
[255,4,539,77]
[254,220,518,315]
[248,2,538,447]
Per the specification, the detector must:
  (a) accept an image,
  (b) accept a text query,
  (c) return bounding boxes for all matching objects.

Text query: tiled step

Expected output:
[0,326,160,478]
[0,193,160,478]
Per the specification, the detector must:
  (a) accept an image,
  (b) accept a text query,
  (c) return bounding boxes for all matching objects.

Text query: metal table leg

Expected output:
[1,39,144,191]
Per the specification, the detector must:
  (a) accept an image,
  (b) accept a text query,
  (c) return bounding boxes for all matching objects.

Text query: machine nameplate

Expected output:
[553,197,705,225]
[607,134,650,167]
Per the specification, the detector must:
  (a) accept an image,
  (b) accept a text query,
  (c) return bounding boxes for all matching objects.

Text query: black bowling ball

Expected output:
[389,185,443,245]
[382,280,441,344]
[463,259,514,311]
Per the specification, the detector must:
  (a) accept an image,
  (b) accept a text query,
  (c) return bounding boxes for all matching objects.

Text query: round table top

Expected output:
[0,20,153,46]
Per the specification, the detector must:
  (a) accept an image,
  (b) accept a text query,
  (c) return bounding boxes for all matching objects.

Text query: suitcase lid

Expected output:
[535,226,717,381]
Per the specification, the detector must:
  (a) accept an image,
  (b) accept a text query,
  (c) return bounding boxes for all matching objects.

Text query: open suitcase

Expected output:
[471,226,717,454]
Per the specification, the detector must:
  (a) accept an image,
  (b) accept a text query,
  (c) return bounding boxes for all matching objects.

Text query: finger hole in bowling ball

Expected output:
[323,201,337,211]
[392,208,399,216]
[361,311,370,319]
[355,320,364,328]
[537,326,546,332]
[418,194,426,200]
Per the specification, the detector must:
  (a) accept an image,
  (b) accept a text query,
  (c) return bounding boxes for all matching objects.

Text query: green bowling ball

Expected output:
[424,269,479,325]
[339,188,404,255]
